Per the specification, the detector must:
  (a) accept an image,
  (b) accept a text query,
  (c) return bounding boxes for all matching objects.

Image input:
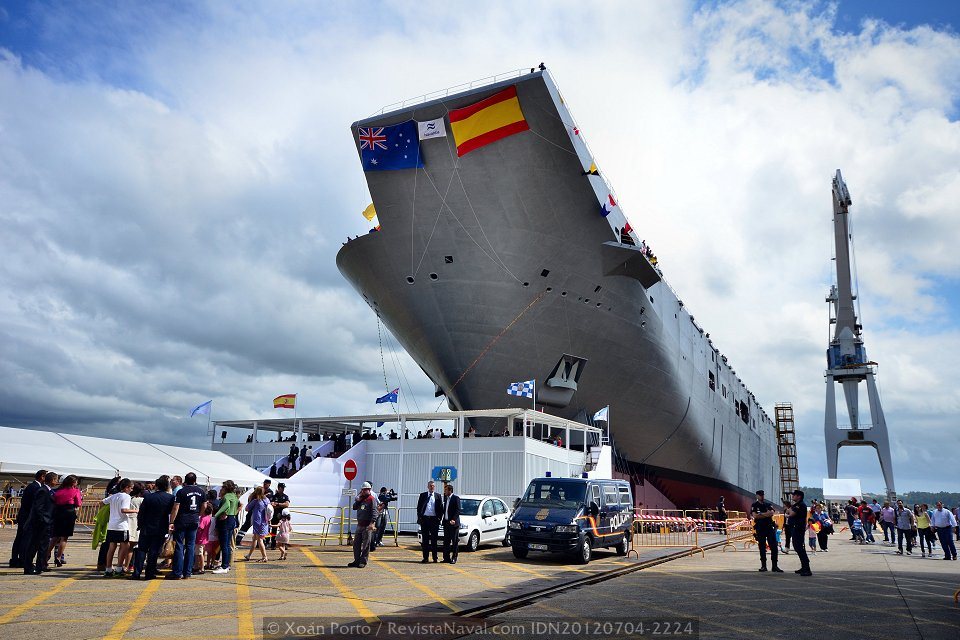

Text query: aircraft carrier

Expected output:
[336,68,781,511]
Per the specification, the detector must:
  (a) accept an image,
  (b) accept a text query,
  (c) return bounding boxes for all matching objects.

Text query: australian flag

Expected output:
[358,121,423,171]
[376,388,400,404]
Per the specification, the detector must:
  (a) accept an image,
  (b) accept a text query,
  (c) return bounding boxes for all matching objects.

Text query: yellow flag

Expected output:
[361,203,377,222]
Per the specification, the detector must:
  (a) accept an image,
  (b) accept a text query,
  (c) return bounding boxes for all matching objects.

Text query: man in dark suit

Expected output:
[8,469,46,568]
[133,474,175,580]
[23,471,58,575]
[441,483,461,564]
[416,480,442,563]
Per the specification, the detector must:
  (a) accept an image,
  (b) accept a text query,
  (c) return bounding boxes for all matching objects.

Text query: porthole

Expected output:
[546,287,553,292]
[522,282,529,287]
[596,303,602,307]
[429,273,438,280]
[406,276,415,284]
[584,298,590,303]
[561,291,567,297]
[444,256,454,264]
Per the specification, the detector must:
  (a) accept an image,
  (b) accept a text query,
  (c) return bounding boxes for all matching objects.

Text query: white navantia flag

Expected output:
[418,118,447,140]
[593,406,609,422]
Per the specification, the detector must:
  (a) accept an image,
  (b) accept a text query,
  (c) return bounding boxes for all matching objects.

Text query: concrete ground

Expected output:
[0,527,703,639]
[487,534,960,640]
[1,528,956,639]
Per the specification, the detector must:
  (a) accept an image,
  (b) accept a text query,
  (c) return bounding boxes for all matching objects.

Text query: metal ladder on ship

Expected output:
[775,403,800,504]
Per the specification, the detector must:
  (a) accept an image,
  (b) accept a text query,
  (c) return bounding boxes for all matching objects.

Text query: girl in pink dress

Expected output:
[194,505,213,574]
[276,509,292,560]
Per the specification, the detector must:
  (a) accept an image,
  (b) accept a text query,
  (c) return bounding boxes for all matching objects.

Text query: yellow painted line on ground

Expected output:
[0,597,291,608]
[494,560,550,579]
[234,561,255,639]
[8,613,244,625]
[369,558,460,612]
[103,578,162,640]
[396,546,501,589]
[0,576,77,624]
[302,549,378,622]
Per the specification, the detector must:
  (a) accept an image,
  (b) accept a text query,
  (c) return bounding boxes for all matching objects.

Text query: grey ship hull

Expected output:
[337,71,780,511]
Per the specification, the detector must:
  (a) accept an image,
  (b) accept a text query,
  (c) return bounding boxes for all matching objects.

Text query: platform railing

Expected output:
[369,67,531,116]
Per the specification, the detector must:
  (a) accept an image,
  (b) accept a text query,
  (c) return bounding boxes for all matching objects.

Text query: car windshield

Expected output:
[521,481,586,508]
[459,499,480,516]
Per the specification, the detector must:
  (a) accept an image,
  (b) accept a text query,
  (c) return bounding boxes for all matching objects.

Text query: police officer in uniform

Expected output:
[750,489,782,573]
[786,489,812,576]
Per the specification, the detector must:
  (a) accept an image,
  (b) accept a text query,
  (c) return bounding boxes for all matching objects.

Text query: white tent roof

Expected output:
[0,426,266,487]
[822,478,863,500]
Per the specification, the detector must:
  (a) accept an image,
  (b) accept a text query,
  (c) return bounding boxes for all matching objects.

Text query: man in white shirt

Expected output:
[416,480,442,563]
[102,478,138,577]
[431,428,442,439]
[930,502,958,561]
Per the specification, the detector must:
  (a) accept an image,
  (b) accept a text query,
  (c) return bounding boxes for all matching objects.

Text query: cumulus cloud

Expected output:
[0,1,957,491]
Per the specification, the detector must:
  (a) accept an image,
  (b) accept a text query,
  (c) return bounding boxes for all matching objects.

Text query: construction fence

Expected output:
[630,509,751,557]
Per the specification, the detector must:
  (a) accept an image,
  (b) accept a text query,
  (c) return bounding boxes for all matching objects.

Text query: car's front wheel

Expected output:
[467,530,480,552]
[512,544,528,559]
[576,536,593,564]
[615,532,630,556]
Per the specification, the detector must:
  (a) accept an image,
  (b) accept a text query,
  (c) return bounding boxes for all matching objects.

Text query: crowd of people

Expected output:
[750,490,959,577]
[7,469,296,578]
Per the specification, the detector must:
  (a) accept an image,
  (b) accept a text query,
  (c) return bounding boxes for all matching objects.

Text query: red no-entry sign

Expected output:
[343,459,358,481]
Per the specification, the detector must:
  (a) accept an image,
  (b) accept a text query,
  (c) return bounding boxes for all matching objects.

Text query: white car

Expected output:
[417,494,513,551]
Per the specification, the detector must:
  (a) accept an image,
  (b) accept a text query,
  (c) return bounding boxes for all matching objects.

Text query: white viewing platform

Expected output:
[211,409,611,534]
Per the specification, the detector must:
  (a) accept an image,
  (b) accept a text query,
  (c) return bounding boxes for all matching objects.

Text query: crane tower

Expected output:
[824,170,896,499]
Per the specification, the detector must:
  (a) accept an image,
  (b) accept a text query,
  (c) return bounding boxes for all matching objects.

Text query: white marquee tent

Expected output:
[0,426,266,487]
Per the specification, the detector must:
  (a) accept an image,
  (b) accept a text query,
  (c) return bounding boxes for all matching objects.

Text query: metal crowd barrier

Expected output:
[631,509,704,557]
[0,498,17,527]
[1,497,102,528]
[288,506,347,546]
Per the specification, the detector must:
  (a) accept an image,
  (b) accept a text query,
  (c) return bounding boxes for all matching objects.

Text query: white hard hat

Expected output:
[281,508,290,517]
[361,481,373,489]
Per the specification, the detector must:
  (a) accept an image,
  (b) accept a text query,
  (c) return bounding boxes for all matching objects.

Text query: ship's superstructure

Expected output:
[336,69,781,511]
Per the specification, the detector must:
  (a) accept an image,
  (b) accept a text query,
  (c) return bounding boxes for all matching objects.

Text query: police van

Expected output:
[508,476,633,564]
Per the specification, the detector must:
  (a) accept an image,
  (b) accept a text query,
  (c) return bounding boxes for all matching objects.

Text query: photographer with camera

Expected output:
[372,487,397,550]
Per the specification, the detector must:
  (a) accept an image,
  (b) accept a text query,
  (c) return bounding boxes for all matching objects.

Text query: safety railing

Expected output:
[289,506,347,546]
[370,67,531,116]
[1,497,102,528]
[288,506,400,547]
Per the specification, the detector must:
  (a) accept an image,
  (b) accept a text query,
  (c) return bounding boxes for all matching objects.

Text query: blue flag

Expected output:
[507,380,535,399]
[358,121,423,171]
[190,400,212,417]
[376,388,399,404]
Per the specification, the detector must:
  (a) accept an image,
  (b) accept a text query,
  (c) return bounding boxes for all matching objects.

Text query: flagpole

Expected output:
[533,379,537,411]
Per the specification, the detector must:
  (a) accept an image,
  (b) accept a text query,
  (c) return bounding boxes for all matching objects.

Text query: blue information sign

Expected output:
[431,466,457,482]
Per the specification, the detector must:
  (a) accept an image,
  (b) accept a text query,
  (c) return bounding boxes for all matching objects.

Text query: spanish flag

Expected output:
[274,394,296,409]
[449,85,529,157]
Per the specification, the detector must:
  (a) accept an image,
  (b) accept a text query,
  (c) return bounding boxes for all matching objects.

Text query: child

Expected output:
[194,504,212,575]
[851,516,865,544]
[276,508,292,560]
[775,526,784,554]
[807,518,818,552]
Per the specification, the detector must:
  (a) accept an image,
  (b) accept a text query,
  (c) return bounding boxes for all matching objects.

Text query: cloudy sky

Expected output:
[1,1,958,492]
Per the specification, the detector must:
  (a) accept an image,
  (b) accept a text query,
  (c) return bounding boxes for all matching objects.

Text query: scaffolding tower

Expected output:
[775,403,800,504]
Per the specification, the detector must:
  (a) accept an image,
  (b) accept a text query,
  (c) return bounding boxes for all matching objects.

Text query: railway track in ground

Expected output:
[455,536,746,619]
